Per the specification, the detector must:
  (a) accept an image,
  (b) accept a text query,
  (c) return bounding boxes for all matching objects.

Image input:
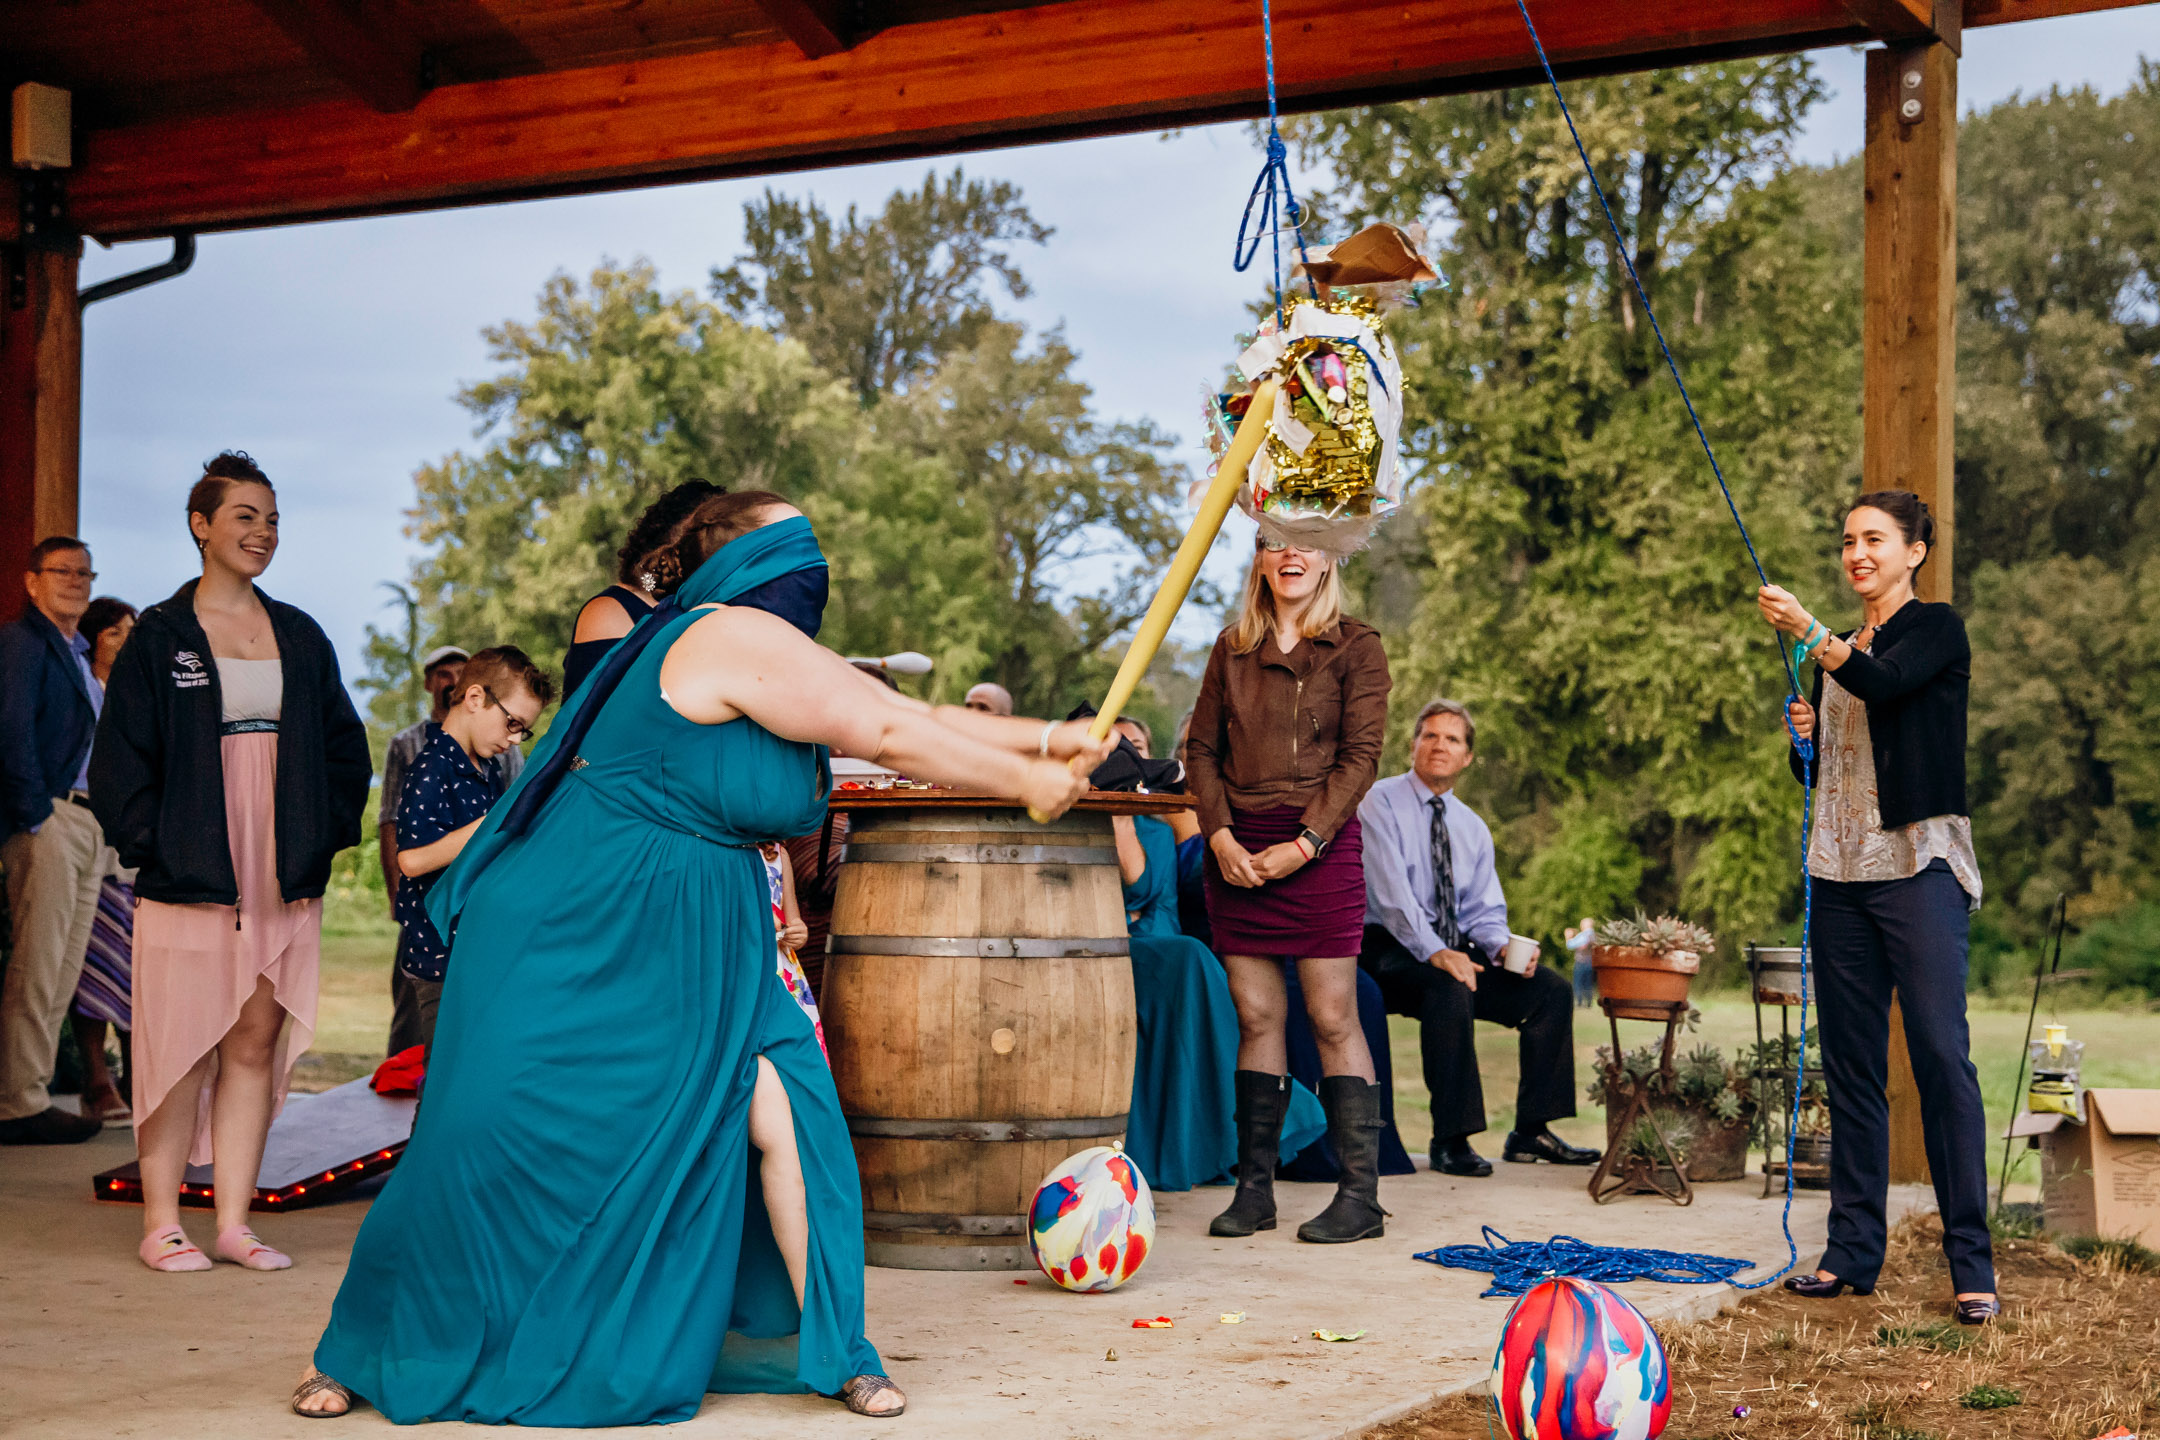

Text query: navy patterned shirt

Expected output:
[394,726,508,981]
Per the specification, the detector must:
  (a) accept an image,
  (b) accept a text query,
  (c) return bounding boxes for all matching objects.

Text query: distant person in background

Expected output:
[92,451,371,1273]
[964,682,1013,716]
[0,537,110,1146]
[70,596,140,1124]
[562,479,723,700]
[1358,700,1595,1177]
[391,647,552,1055]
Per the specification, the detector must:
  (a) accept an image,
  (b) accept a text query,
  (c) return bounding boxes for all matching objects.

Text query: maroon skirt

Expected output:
[1204,805,1367,958]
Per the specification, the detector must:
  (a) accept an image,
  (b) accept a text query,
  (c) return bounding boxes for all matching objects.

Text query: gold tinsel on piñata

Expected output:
[1261,295,1387,521]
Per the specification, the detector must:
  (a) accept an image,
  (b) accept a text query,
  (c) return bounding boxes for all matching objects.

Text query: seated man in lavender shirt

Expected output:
[1356,699,1597,1177]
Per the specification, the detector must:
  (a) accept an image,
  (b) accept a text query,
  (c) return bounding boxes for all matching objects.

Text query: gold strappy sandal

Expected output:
[291,1371,354,1419]
[838,1374,906,1417]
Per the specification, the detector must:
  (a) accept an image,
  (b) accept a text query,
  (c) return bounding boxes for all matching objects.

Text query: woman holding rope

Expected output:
[1758,489,1997,1325]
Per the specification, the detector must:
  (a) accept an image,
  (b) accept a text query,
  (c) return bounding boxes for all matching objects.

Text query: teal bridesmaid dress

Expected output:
[316,522,882,1425]
[1121,815,1323,1191]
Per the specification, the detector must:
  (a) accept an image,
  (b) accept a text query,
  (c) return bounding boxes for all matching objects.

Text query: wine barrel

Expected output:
[821,804,1137,1270]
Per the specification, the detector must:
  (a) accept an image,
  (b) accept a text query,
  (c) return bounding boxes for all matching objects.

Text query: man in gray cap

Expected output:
[379,645,525,1053]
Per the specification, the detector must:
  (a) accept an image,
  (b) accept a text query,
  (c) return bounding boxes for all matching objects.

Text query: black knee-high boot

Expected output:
[1297,1076,1386,1243]
[1209,1071,1289,1237]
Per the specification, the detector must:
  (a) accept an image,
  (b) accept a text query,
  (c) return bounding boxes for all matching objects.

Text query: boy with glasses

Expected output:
[390,647,552,1053]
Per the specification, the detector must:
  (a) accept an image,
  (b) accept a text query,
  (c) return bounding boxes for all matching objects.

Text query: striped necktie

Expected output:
[1429,793,1461,951]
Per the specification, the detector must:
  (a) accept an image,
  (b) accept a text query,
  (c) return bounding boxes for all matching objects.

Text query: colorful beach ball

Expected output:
[1027,1144,1155,1293]
[1490,1276,1671,1440]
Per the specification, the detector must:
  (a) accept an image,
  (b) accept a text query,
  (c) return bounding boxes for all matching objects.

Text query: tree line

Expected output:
[366,58,2160,990]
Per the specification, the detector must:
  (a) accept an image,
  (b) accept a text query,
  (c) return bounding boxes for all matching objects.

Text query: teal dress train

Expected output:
[1121,815,1323,1191]
[316,520,882,1426]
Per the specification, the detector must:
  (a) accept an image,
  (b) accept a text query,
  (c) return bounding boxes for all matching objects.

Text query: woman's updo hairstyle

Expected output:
[616,479,724,588]
[187,451,275,552]
[1851,489,1935,571]
[646,489,794,598]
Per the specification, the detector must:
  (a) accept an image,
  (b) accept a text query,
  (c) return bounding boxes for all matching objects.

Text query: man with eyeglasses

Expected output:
[0,539,110,1143]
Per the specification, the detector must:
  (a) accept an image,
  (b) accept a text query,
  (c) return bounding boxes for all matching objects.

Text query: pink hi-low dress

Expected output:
[131,657,318,1164]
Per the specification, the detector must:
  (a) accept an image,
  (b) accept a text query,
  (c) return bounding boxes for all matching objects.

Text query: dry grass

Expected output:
[1364,1214,2160,1440]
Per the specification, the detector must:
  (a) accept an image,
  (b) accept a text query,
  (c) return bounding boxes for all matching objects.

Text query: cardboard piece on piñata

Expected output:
[1202,221,1437,558]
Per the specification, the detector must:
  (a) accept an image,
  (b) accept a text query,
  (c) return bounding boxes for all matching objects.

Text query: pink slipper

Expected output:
[139,1225,212,1273]
[216,1225,292,1271]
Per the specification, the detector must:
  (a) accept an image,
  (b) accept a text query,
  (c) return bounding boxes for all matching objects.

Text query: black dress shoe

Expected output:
[1502,1129,1601,1166]
[1954,1296,2000,1325]
[1431,1137,1492,1177]
[1783,1271,1874,1299]
[0,1106,103,1145]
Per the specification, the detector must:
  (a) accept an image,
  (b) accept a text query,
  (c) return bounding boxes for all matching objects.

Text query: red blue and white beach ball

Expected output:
[1490,1276,1672,1440]
[1027,1144,1155,1293]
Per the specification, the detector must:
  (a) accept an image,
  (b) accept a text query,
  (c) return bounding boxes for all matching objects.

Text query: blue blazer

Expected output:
[0,605,97,838]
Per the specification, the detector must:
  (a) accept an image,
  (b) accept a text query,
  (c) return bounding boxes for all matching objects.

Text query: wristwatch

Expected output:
[1298,826,1329,859]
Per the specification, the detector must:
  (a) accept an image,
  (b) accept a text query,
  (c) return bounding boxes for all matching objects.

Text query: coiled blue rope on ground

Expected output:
[1415,1227,1765,1299]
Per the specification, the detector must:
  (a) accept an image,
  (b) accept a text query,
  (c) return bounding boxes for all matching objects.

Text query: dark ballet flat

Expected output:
[1954,1296,2000,1325]
[1783,1272,1873,1299]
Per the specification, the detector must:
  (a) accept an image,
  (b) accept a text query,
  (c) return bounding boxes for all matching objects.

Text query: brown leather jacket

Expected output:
[1184,617,1391,843]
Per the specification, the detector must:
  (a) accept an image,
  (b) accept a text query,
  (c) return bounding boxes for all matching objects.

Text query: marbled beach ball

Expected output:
[1490,1276,1671,1440]
[1027,1144,1155,1293]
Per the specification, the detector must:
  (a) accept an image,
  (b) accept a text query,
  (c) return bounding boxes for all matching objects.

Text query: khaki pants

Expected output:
[0,798,108,1120]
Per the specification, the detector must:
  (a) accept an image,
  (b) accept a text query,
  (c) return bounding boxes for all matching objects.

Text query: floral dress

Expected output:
[761,842,827,1059]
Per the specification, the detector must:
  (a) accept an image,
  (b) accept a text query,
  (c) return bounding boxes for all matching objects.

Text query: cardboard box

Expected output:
[2006,1090,2160,1245]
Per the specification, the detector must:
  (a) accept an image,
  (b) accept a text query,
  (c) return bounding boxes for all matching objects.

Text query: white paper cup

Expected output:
[1503,933,1540,975]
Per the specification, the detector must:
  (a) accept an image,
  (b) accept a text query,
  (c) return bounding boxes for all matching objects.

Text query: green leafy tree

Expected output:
[713,168,1051,403]
[1285,59,1855,947]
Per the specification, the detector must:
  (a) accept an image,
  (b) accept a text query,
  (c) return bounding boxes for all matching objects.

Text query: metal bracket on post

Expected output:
[14,170,72,253]
[1897,57,1926,125]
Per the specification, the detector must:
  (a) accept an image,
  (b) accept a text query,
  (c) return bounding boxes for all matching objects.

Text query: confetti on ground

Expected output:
[1012,1278,1028,1285]
[1130,1316,1174,1329]
[1104,1348,1118,1362]
[1311,1329,1366,1342]
[1219,1312,1246,1324]
[1733,1404,1751,1419]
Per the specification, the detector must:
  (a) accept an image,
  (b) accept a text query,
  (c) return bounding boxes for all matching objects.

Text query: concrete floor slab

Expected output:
[1,1126,1875,1438]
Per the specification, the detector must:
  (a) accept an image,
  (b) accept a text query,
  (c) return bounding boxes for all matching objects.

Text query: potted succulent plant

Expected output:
[1591,912,1714,1018]
[1588,1040,1759,1183]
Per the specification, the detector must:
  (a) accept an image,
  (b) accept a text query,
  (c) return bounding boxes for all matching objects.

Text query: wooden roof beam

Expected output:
[246,0,430,113]
[1839,0,1963,50]
[752,0,855,59]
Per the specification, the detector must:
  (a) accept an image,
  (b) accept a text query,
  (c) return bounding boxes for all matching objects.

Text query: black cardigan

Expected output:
[88,581,372,907]
[1788,598,1969,829]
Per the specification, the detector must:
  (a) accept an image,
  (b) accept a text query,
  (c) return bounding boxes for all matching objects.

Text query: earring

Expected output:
[638,572,657,594]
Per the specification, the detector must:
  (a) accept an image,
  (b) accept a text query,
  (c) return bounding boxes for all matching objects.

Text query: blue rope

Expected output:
[1503,0,1817,1293]
[1234,0,1320,325]
[1417,1228,1762,1299]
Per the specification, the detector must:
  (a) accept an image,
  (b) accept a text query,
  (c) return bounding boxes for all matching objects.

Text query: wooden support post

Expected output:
[1864,40,1957,1187]
[0,241,84,624]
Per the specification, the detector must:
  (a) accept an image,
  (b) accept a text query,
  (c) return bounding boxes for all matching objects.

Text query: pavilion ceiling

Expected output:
[0,0,2144,243]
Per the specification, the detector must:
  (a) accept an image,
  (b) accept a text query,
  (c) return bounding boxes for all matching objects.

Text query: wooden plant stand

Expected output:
[1587,997,1694,1207]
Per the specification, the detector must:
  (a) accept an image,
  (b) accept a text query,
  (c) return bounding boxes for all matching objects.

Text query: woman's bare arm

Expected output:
[397,817,484,878]
[573,593,636,645]
[658,608,1111,817]
[1112,814,1146,886]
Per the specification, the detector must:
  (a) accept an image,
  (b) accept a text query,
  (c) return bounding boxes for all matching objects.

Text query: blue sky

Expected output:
[73,16,2154,692]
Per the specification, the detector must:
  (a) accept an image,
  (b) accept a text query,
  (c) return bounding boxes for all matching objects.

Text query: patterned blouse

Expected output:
[1805,660,1982,910]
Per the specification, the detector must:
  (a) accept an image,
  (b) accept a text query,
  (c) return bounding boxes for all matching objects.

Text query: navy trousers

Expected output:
[1811,859,1996,1294]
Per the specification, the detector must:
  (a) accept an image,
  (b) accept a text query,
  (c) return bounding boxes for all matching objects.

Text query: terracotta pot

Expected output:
[1592,944,1698,1017]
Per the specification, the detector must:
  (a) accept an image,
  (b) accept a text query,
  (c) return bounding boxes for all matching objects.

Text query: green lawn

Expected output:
[1382,992,2160,1190]
[304,900,2160,1191]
